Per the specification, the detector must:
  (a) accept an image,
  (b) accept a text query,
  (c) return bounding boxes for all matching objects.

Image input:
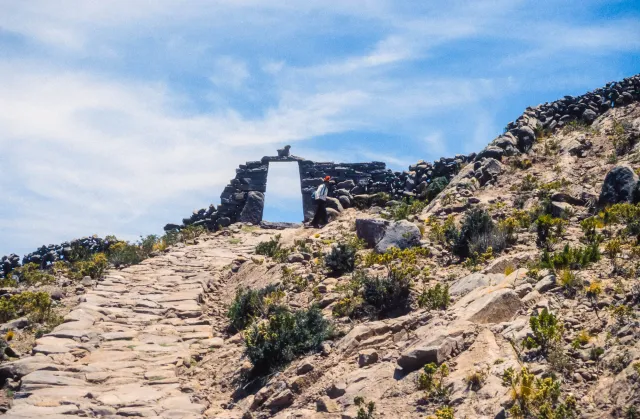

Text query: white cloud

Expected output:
[210,56,250,89]
[0,0,638,255]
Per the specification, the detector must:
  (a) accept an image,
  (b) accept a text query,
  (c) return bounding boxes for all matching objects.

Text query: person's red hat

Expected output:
[324,176,331,181]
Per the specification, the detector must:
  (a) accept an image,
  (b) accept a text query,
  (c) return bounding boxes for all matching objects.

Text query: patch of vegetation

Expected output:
[571,329,591,349]
[354,396,376,419]
[558,270,582,298]
[69,253,108,280]
[465,369,487,391]
[503,367,578,418]
[523,308,564,356]
[382,197,427,221]
[428,406,455,419]
[535,215,566,251]
[227,284,284,333]
[11,263,55,286]
[452,207,494,259]
[417,283,450,311]
[255,234,290,262]
[425,177,450,201]
[324,237,363,276]
[0,291,52,323]
[418,362,450,401]
[539,243,601,271]
[244,305,330,376]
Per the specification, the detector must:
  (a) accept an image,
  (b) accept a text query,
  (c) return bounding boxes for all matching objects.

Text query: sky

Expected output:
[0,0,639,256]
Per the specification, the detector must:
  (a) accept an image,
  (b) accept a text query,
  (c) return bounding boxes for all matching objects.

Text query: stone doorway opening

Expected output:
[262,162,304,223]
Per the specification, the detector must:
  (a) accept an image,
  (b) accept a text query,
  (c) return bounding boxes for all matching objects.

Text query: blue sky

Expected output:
[0,0,639,256]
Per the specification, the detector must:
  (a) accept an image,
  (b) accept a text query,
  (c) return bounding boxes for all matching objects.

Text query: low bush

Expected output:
[244,305,330,375]
[382,198,427,221]
[425,177,450,201]
[69,253,108,280]
[503,367,578,418]
[324,238,362,276]
[417,283,450,311]
[418,362,450,401]
[354,397,376,419]
[558,270,582,298]
[428,406,455,419]
[452,208,494,259]
[465,369,487,391]
[523,308,563,356]
[0,291,52,323]
[255,234,290,262]
[12,263,55,286]
[539,243,601,271]
[227,284,283,333]
[535,215,565,251]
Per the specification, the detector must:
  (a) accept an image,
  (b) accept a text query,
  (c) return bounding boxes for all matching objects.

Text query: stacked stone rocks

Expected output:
[1,237,114,279]
[478,74,640,162]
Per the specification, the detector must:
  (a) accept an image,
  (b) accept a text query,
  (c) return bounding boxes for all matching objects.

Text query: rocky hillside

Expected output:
[1,75,640,419]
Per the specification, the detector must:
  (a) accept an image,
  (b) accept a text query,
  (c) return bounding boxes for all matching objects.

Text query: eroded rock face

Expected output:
[397,333,463,372]
[355,219,388,248]
[599,165,638,206]
[464,289,523,324]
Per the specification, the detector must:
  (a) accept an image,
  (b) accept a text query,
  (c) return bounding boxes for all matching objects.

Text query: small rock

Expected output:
[535,275,556,293]
[326,382,346,399]
[297,362,314,375]
[287,253,305,263]
[358,349,379,367]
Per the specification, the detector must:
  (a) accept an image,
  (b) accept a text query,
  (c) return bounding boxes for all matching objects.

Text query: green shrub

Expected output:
[0,291,52,323]
[523,308,563,356]
[558,270,582,298]
[453,208,494,258]
[70,253,108,280]
[418,362,450,400]
[425,177,450,201]
[417,284,450,311]
[244,305,330,375]
[428,406,455,419]
[107,241,144,266]
[535,215,565,251]
[255,234,290,262]
[324,240,360,275]
[13,263,55,286]
[360,271,411,318]
[354,397,376,419]
[382,198,427,221]
[503,367,578,419]
[539,243,601,271]
[227,284,283,333]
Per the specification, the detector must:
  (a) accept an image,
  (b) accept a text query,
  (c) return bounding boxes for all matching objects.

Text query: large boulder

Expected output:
[514,126,536,152]
[355,219,422,253]
[239,191,265,224]
[374,220,421,253]
[464,289,523,324]
[449,273,504,297]
[599,165,638,206]
[355,219,389,248]
[325,197,343,212]
[475,146,505,162]
[397,333,462,372]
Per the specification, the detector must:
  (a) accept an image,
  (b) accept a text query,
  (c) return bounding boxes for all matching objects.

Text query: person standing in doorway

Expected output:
[310,176,330,228]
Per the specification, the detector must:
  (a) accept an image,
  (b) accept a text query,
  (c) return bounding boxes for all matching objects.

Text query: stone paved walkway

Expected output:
[3,238,251,419]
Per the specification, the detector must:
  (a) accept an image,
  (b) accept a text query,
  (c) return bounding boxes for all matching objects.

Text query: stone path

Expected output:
[3,238,252,419]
